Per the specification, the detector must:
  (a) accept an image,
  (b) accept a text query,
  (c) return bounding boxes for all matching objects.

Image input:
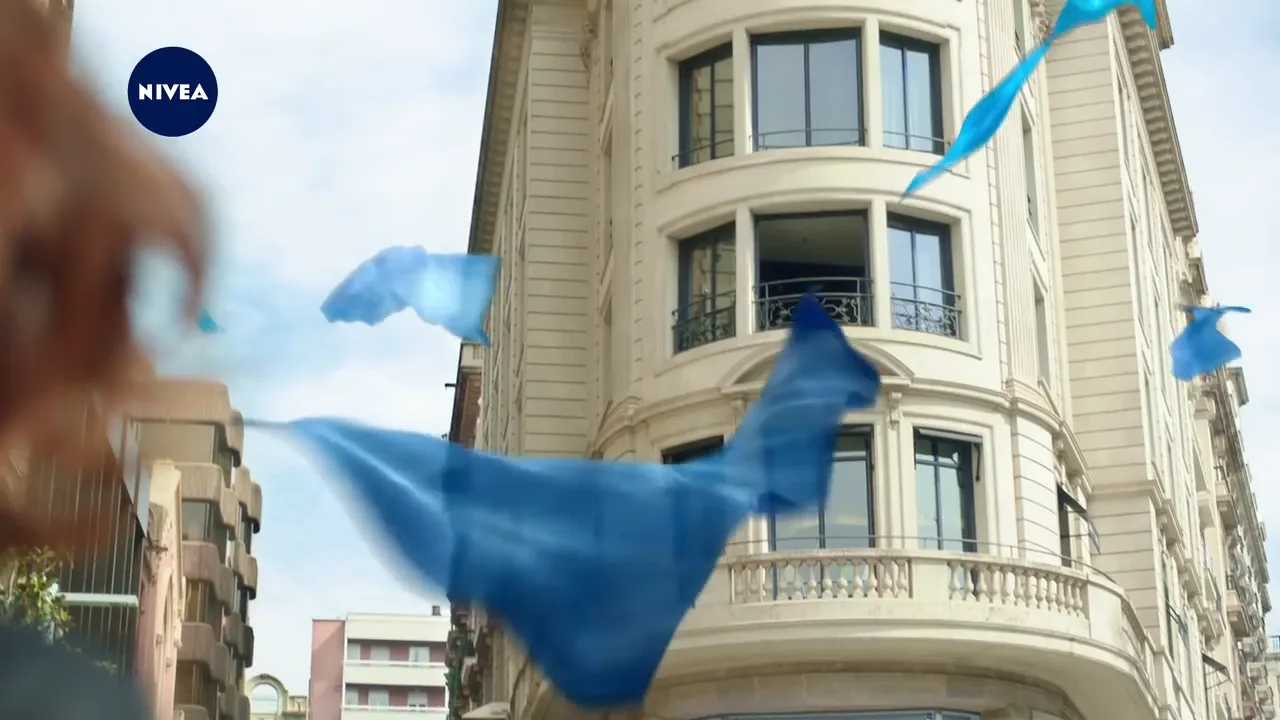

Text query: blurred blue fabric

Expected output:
[904,0,1156,196]
[1170,305,1251,381]
[196,308,221,333]
[253,295,881,707]
[904,43,1048,196]
[1049,0,1157,42]
[320,247,499,344]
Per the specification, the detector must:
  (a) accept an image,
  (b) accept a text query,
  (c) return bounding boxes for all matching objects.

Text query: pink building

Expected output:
[309,609,450,720]
[135,462,187,719]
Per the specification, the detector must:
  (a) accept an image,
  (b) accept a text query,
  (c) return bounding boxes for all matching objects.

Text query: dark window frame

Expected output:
[677,43,735,168]
[674,223,737,353]
[753,210,874,329]
[879,31,945,154]
[769,426,876,550]
[914,429,979,553]
[751,29,865,150]
[662,436,725,464]
[888,214,962,339]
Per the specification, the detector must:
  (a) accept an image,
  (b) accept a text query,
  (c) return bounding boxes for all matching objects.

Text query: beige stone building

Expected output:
[444,0,1272,719]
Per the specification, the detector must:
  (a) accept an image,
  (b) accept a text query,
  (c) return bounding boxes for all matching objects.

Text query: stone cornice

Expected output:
[1118,5,1197,238]
[468,0,531,256]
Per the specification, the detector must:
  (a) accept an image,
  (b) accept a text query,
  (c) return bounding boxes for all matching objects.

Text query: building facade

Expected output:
[129,379,263,720]
[309,609,451,720]
[248,673,309,719]
[136,461,187,716]
[449,0,1273,720]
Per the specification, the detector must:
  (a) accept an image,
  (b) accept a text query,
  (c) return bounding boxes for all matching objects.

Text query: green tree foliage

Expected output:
[0,547,71,638]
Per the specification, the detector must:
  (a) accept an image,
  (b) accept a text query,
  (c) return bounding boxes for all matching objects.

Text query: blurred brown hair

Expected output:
[0,1,207,551]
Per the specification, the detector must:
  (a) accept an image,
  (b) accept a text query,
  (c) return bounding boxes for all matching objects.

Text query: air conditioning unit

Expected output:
[463,702,510,719]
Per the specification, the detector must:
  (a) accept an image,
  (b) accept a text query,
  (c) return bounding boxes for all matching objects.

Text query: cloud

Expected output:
[1160,0,1280,627]
[72,0,495,689]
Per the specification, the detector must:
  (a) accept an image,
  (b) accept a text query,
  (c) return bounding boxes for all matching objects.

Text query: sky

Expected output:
[71,0,1279,696]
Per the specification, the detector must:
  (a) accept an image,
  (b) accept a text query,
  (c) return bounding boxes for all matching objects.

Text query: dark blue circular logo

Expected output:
[127,47,218,137]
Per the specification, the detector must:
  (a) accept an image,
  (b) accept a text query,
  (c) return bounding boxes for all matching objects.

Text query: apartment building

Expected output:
[309,609,450,720]
[446,0,1272,719]
[129,379,263,720]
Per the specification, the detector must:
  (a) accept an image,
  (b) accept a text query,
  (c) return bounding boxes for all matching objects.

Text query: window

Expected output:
[1022,113,1040,235]
[755,212,872,330]
[677,45,734,167]
[662,437,724,464]
[753,30,863,149]
[915,430,979,552]
[346,642,361,660]
[408,690,429,709]
[344,688,359,707]
[888,216,961,338]
[408,645,431,664]
[1057,486,1098,567]
[174,661,216,712]
[1013,0,1030,55]
[772,429,875,550]
[183,580,221,626]
[1057,487,1074,565]
[880,33,943,153]
[674,223,736,352]
[367,689,390,707]
[1034,281,1051,383]
[181,501,212,542]
[368,645,390,662]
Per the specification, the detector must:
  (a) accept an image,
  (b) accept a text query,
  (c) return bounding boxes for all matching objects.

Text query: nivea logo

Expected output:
[136,83,209,101]
[127,46,218,137]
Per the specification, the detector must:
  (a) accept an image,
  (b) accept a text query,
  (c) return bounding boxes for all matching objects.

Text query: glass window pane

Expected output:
[344,689,358,706]
[686,64,712,164]
[369,645,390,661]
[916,463,939,548]
[808,37,860,146]
[713,239,736,310]
[825,445,872,548]
[905,47,939,152]
[754,43,807,148]
[936,465,966,551]
[711,57,734,158]
[368,690,389,707]
[881,44,907,148]
[889,226,916,295]
[773,510,820,551]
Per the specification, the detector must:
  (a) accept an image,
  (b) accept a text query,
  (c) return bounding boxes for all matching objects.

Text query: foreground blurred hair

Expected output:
[0,0,206,559]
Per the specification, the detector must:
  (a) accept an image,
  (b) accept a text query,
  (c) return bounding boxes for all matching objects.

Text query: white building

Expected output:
[446,0,1273,719]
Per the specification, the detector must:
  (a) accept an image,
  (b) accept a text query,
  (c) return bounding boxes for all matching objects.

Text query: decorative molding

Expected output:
[886,391,903,428]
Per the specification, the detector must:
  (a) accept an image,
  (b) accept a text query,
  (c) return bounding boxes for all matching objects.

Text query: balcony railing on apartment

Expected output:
[26,399,143,674]
[673,280,962,353]
[754,277,872,331]
[671,290,735,353]
[891,283,962,339]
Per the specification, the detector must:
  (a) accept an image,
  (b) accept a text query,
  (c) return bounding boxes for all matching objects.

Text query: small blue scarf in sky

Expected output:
[251,295,882,706]
[320,246,498,344]
[1170,305,1250,381]
[905,0,1157,195]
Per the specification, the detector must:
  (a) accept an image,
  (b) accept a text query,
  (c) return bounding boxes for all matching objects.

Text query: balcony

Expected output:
[343,659,447,688]
[177,462,238,530]
[234,468,262,526]
[656,548,1158,720]
[342,707,446,720]
[232,541,258,591]
[672,212,963,354]
[181,542,235,606]
[179,622,232,686]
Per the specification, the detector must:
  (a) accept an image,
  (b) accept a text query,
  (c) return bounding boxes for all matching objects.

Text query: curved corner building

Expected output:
[447,1,1273,720]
